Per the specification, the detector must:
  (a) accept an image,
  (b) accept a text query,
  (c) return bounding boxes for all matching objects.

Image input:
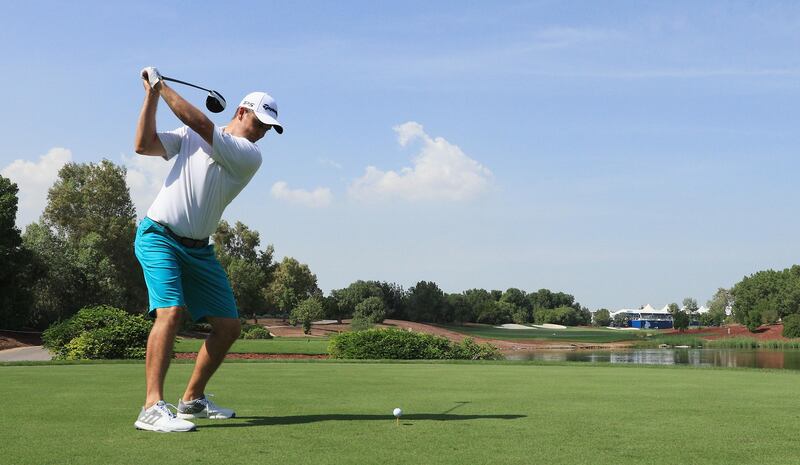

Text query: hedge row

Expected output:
[42,305,152,360]
[328,328,501,360]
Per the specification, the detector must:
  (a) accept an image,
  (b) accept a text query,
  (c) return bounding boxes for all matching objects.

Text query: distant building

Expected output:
[610,304,673,329]
[610,303,713,329]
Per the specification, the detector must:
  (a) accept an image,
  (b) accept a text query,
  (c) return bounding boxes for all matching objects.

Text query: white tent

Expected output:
[611,304,671,317]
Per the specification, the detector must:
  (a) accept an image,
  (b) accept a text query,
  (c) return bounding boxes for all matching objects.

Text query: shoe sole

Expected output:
[177,412,236,420]
[134,421,196,432]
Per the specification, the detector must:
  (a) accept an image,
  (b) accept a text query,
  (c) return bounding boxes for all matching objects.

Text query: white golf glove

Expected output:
[140,66,163,88]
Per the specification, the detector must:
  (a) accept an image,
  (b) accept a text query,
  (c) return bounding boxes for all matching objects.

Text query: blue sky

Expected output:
[2,1,800,310]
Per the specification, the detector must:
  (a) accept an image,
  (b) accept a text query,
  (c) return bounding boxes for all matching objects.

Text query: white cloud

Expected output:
[121,154,174,218]
[271,181,333,208]
[1,148,72,227]
[348,122,493,202]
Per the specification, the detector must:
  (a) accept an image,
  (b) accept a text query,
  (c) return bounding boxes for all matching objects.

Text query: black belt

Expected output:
[154,220,209,248]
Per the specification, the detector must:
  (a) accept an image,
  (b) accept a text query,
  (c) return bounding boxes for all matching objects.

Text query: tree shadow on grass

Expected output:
[199,413,526,428]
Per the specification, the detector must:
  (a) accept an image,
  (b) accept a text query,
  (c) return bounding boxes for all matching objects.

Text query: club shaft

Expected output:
[162,76,211,93]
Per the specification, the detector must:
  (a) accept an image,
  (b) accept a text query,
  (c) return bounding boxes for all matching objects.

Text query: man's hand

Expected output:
[140,66,163,91]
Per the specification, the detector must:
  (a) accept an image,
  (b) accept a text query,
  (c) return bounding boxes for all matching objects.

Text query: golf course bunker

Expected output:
[533,323,567,329]
[495,324,537,329]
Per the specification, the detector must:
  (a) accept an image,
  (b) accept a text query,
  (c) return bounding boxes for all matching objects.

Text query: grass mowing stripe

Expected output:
[174,337,329,354]
[2,362,800,464]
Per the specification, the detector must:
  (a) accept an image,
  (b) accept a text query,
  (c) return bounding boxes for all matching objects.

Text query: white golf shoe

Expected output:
[177,394,235,419]
[134,400,196,432]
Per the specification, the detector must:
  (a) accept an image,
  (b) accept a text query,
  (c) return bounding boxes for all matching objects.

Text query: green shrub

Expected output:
[536,306,583,326]
[450,337,503,360]
[476,302,513,325]
[350,316,373,331]
[611,313,630,328]
[672,310,690,331]
[42,305,152,360]
[511,307,529,325]
[353,297,386,324]
[782,314,800,338]
[41,320,76,352]
[290,297,325,334]
[328,328,501,360]
[241,325,272,339]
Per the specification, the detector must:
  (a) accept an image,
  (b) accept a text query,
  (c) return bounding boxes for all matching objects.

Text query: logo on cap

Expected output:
[262,103,278,117]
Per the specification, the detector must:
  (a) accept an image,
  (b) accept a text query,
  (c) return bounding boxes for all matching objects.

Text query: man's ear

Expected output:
[233,107,247,121]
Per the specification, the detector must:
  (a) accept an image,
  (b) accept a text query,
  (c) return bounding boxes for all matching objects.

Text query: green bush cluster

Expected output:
[782,314,800,338]
[328,328,501,360]
[535,306,586,326]
[241,324,272,339]
[351,296,387,331]
[42,305,152,360]
[350,318,372,332]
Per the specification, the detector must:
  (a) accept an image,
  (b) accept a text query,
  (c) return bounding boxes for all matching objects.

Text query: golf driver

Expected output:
[161,76,226,113]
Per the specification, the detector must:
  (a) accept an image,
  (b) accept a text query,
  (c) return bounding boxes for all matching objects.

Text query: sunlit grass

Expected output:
[174,337,329,354]
[3,361,800,464]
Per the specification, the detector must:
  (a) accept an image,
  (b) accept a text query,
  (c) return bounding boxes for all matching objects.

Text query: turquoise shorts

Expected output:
[134,217,238,321]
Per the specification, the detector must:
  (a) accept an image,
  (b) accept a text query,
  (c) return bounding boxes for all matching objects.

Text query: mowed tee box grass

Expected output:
[2,361,800,465]
[174,337,330,354]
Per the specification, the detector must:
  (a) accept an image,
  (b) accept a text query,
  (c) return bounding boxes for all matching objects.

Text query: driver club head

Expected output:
[206,91,226,113]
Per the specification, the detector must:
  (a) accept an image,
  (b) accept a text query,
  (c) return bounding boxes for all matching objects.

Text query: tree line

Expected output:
[0,160,589,330]
[1,159,796,334]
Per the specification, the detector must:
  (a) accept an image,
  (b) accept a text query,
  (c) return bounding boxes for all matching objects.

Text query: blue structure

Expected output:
[610,304,674,329]
[630,319,673,329]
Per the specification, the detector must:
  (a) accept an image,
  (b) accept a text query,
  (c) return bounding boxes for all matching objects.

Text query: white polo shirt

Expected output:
[146,126,262,239]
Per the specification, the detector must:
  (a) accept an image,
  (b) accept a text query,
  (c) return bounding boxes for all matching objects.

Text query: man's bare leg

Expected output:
[182,316,241,401]
[144,307,185,408]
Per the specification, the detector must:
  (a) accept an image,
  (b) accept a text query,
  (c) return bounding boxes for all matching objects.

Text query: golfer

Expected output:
[132,66,282,432]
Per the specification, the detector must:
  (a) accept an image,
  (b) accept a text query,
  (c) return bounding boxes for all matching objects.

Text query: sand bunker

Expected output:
[495,323,569,330]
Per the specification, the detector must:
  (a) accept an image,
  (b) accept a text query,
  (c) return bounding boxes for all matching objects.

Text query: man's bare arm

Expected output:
[134,79,166,157]
[158,83,215,146]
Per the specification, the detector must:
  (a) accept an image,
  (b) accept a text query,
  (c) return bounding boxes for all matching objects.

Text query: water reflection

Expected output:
[506,349,800,370]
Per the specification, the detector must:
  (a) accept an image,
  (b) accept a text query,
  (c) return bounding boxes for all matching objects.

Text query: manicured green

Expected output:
[174,337,329,354]
[443,324,644,342]
[2,361,800,464]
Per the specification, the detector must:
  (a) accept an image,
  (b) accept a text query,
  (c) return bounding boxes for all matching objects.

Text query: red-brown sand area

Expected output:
[0,331,42,351]
[660,323,786,340]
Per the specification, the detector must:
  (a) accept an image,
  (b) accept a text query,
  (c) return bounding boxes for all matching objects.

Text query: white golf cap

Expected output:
[238,91,283,134]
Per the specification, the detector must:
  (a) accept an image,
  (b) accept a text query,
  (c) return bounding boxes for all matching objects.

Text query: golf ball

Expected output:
[393,407,403,417]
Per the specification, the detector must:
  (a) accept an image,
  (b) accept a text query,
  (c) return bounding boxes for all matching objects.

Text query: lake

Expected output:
[506,348,800,370]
